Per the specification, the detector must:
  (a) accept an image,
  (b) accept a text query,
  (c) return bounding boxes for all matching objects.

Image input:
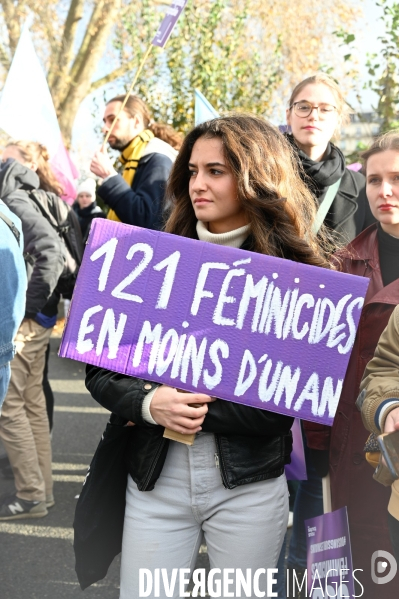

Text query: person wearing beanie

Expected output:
[73,178,106,242]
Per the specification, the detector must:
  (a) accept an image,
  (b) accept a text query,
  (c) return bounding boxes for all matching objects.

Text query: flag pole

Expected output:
[102,43,153,150]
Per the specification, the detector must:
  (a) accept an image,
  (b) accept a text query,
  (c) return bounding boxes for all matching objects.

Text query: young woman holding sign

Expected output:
[86,114,330,598]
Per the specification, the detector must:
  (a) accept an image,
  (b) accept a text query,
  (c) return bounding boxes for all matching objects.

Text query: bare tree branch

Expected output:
[89,58,137,93]
[68,0,113,86]
[58,0,122,143]
[47,0,85,106]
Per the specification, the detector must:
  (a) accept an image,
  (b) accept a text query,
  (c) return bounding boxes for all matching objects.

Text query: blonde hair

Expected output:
[6,140,64,196]
[288,74,351,137]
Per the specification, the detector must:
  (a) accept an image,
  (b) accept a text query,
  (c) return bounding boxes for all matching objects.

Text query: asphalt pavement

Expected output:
[0,335,120,598]
[0,335,212,599]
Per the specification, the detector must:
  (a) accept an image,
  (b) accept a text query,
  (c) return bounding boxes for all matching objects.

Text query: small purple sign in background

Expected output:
[306,507,355,598]
[60,220,369,425]
[152,0,188,48]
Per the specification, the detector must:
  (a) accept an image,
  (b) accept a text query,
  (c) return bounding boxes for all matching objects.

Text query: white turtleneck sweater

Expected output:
[142,221,251,424]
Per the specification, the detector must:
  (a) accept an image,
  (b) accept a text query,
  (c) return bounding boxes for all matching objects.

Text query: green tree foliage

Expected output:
[0,0,361,141]
[365,0,399,132]
[116,0,361,132]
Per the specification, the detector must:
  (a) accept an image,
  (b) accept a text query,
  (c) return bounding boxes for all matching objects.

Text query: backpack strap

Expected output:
[0,210,21,246]
[312,177,342,235]
[28,189,61,232]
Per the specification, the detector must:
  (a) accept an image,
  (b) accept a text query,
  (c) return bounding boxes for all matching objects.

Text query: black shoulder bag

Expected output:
[73,419,133,590]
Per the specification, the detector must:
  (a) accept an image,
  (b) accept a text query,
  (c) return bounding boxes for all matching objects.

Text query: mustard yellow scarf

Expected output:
[107,129,154,222]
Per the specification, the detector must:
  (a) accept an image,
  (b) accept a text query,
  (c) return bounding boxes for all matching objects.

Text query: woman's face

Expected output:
[2,145,37,171]
[366,149,399,236]
[188,136,248,234]
[286,83,340,159]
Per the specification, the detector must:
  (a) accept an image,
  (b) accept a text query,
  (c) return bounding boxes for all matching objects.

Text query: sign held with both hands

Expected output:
[59,219,369,426]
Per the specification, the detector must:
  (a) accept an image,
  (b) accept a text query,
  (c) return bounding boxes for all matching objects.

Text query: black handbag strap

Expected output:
[0,209,21,246]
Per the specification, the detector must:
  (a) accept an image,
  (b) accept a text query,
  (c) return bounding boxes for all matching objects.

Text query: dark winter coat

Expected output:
[304,224,399,597]
[286,134,375,242]
[85,365,294,491]
[85,234,294,491]
[0,159,65,318]
[98,138,177,230]
[72,200,106,242]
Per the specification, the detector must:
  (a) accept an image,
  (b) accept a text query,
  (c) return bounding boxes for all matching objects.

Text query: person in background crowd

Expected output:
[90,94,182,229]
[2,141,69,434]
[0,144,65,520]
[277,73,376,598]
[359,305,399,563]
[285,73,374,243]
[0,201,26,411]
[72,178,105,242]
[86,114,332,598]
[305,131,399,597]
[3,140,64,196]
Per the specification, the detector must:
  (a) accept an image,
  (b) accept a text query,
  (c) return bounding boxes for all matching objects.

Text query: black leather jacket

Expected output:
[85,365,293,491]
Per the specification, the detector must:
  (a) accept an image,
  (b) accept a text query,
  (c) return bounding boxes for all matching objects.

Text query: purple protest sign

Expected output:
[304,507,355,598]
[152,0,188,48]
[285,418,307,480]
[59,219,369,426]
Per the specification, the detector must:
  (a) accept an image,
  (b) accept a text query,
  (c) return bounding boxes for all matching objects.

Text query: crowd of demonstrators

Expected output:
[0,201,26,410]
[0,141,65,520]
[90,94,182,229]
[85,114,332,598]
[2,84,399,597]
[303,131,399,597]
[276,74,376,597]
[72,178,105,242]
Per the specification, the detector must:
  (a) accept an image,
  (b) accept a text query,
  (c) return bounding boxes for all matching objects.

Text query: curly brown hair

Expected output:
[164,114,330,269]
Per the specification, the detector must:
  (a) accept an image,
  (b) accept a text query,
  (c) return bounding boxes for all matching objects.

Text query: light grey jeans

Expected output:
[120,432,288,598]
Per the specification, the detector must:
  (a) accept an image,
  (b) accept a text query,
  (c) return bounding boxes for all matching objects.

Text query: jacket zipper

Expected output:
[215,435,229,488]
[141,437,166,491]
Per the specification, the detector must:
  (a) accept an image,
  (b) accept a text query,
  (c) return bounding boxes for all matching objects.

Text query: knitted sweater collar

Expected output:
[196,220,251,248]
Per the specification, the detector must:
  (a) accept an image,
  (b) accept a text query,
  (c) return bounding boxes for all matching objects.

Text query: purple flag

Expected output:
[305,507,355,598]
[152,0,189,48]
[59,220,369,426]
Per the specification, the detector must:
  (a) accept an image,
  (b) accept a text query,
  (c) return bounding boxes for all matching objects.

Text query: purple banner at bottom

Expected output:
[305,507,355,598]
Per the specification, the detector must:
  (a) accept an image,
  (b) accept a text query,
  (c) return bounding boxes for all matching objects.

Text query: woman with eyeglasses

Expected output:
[276,74,375,598]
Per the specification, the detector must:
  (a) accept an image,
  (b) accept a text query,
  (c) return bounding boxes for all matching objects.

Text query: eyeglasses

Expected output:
[290,101,337,119]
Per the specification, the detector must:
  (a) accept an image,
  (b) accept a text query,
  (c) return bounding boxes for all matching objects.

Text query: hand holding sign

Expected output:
[150,386,214,435]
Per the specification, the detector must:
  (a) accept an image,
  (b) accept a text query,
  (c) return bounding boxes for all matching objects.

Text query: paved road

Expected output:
[0,336,211,599]
[0,336,120,598]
